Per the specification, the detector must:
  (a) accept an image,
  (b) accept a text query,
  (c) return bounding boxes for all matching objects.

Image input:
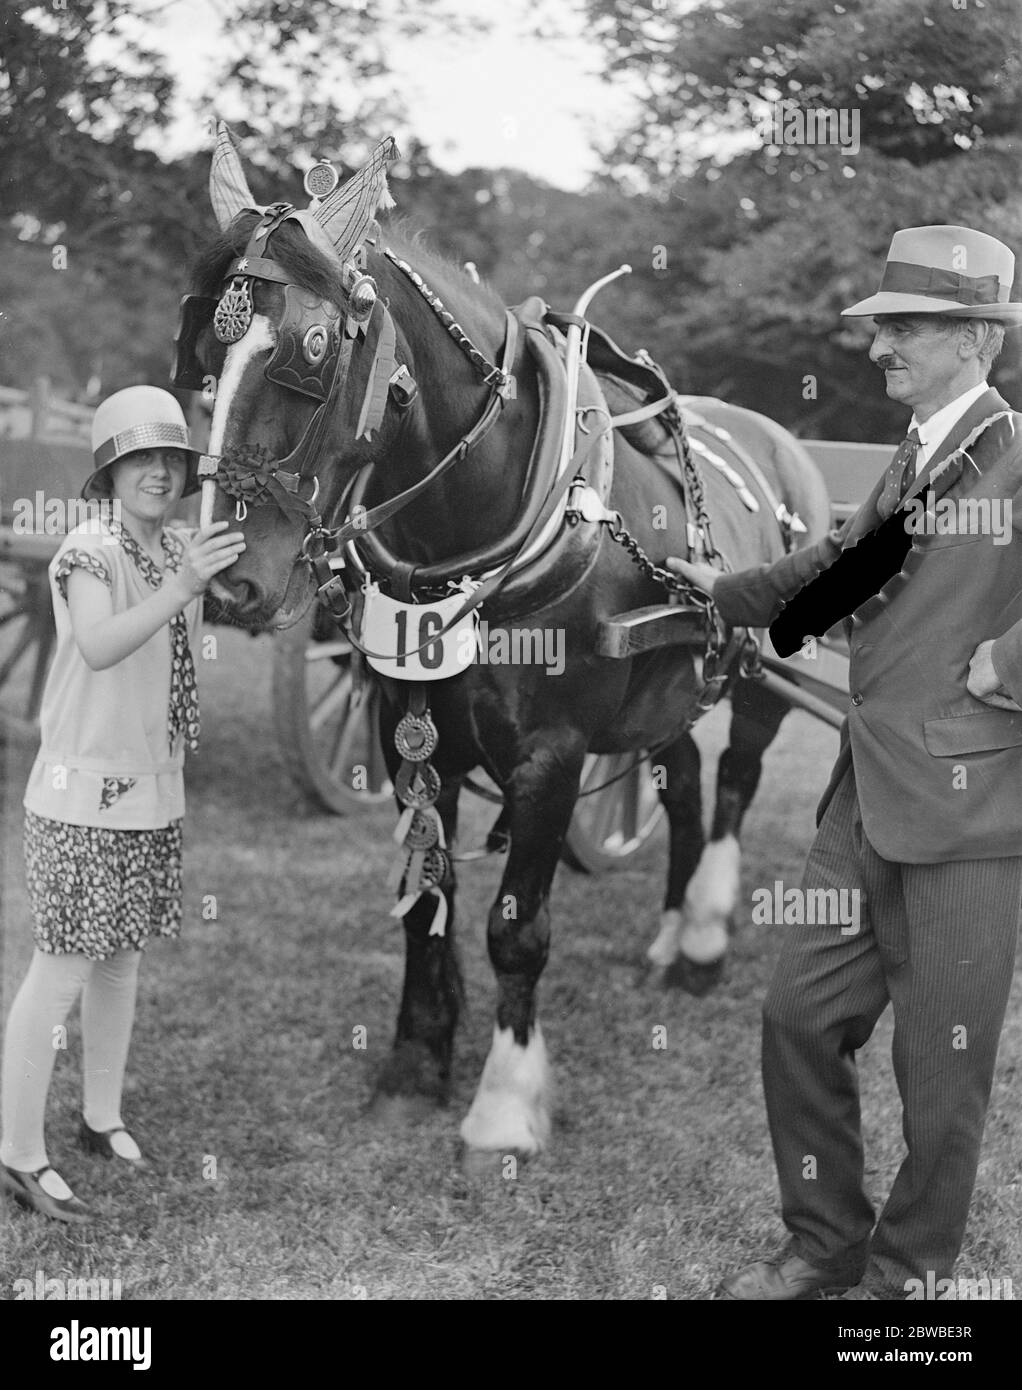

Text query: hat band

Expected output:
[94,421,191,470]
[880,260,1006,306]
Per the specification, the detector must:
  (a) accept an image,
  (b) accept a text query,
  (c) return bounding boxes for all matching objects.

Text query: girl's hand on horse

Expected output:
[665,556,720,595]
[173,523,247,598]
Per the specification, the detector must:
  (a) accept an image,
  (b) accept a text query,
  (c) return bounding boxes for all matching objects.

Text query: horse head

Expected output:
[176,124,404,627]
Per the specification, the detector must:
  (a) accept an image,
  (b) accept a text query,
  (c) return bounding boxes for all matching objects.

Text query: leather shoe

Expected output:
[79,1119,149,1169]
[721,1245,862,1300]
[0,1162,92,1223]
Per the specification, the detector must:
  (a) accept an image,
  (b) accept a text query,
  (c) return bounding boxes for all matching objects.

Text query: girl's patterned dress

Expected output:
[22,519,201,960]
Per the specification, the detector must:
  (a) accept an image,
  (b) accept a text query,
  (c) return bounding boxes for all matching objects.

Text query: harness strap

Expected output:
[607,393,677,430]
[336,425,607,662]
[224,255,292,284]
[324,309,520,550]
[390,560,418,604]
[218,327,357,527]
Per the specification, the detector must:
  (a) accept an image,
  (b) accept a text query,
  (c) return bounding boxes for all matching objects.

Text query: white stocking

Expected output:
[81,948,141,1134]
[1,948,91,1172]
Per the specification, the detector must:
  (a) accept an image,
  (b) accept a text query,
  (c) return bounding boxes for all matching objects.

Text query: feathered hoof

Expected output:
[665,952,727,997]
[372,1041,449,1115]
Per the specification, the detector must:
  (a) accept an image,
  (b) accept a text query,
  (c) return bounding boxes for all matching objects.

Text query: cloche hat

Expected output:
[841,225,1022,323]
[83,386,202,501]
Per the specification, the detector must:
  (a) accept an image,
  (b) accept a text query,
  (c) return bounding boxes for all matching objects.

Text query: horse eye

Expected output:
[302,325,329,364]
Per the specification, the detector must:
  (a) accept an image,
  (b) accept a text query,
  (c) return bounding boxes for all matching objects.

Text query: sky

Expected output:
[135,0,641,192]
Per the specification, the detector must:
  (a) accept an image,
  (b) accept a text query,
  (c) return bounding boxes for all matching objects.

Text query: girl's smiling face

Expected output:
[108,448,188,526]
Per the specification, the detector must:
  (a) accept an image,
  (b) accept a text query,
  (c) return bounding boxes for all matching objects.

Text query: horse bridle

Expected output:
[173,210,520,591]
[173,202,393,532]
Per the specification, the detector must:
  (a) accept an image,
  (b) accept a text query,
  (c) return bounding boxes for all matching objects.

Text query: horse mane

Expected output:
[190,214,348,303]
[380,216,506,315]
[190,213,506,319]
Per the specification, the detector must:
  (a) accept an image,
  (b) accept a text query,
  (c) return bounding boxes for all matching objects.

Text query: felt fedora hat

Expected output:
[842,225,1022,322]
[83,386,202,501]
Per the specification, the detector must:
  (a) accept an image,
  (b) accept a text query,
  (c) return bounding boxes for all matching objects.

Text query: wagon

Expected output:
[0,378,892,871]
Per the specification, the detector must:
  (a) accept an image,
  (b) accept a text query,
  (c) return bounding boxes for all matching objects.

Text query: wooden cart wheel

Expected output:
[0,547,56,739]
[271,603,393,813]
[560,751,665,873]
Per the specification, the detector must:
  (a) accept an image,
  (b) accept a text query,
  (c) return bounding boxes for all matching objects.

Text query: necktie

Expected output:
[876,428,921,520]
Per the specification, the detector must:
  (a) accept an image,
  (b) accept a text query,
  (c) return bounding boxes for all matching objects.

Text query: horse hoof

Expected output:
[665,953,727,997]
[367,1091,441,1125]
[640,959,674,990]
[373,1043,449,1110]
[460,1146,529,1181]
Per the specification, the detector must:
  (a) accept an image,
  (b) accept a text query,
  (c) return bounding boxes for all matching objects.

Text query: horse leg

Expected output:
[674,673,791,993]
[644,731,707,982]
[372,773,463,1118]
[460,733,586,1164]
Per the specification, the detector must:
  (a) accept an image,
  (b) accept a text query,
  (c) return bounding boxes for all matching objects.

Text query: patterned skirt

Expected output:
[24,811,183,960]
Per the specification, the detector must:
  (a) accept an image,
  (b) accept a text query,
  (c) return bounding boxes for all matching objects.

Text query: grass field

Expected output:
[2,626,1020,1301]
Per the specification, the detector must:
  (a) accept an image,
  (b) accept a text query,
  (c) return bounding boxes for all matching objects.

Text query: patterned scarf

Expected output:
[108,519,200,752]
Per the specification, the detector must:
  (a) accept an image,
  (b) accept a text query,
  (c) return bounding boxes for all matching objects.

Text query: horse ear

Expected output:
[312,136,400,262]
[209,120,264,230]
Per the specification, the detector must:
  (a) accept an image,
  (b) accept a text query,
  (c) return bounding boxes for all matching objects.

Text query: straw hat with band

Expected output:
[841,224,1022,323]
[83,386,202,501]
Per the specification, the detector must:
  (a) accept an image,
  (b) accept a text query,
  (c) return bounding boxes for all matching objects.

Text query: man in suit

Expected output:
[669,224,1022,1299]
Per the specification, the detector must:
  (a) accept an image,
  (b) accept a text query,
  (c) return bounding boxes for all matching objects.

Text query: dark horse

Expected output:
[181,129,830,1159]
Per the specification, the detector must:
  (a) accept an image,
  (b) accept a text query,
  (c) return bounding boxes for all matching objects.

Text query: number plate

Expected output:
[361,587,479,681]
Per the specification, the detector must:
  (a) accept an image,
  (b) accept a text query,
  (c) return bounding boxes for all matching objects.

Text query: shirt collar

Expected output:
[911,380,989,461]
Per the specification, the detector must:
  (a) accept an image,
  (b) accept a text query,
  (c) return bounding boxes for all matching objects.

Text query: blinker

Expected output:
[264,284,342,401]
[171,294,219,391]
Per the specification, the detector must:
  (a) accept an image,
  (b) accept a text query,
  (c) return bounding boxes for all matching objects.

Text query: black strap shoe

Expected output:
[0,1162,92,1223]
[79,1119,149,1169]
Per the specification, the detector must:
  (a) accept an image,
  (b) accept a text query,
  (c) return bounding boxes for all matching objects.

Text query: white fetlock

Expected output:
[679,834,740,963]
[460,1023,551,1155]
[647,908,684,967]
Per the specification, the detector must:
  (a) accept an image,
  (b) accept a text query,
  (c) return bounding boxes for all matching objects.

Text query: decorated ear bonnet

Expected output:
[173,124,401,439]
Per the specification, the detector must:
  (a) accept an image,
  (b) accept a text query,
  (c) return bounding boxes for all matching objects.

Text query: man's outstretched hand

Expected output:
[665,556,721,595]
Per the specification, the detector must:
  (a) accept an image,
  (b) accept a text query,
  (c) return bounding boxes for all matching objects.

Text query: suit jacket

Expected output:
[715,387,1022,862]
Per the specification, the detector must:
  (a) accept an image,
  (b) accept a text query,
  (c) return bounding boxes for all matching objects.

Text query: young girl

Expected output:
[0,385,244,1222]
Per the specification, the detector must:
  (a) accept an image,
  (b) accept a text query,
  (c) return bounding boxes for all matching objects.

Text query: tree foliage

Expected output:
[584,0,1022,439]
[3,0,1020,448]
[588,0,1022,177]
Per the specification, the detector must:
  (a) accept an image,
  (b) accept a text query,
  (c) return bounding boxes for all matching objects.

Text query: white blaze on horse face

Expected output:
[460,1022,551,1155]
[207,314,276,458]
[678,833,739,964]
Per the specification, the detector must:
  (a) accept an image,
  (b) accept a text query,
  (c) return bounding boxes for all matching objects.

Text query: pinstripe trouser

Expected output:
[762,765,1022,1296]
